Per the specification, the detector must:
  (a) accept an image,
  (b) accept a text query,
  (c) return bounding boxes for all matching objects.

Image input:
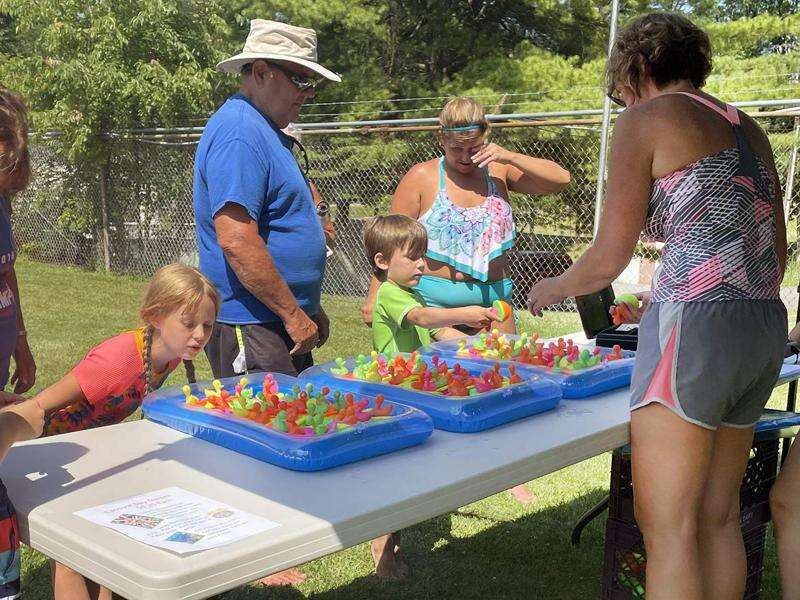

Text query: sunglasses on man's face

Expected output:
[268,62,324,92]
[607,92,626,108]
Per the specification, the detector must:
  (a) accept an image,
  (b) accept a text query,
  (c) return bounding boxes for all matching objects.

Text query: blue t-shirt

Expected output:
[193,94,326,324]
[0,198,17,386]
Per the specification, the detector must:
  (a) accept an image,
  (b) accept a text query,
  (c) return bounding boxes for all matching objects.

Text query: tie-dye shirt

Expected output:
[43,328,180,436]
[418,157,515,282]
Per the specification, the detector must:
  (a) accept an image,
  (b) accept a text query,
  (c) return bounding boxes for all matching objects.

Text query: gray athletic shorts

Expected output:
[205,321,313,379]
[630,300,786,429]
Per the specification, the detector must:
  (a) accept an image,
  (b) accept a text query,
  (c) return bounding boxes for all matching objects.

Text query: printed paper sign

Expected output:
[76,487,279,554]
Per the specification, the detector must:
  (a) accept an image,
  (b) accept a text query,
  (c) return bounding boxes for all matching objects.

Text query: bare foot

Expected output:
[256,568,307,586]
[371,533,410,581]
[508,484,535,505]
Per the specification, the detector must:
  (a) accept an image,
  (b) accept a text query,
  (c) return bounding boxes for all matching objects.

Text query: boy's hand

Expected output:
[459,306,496,329]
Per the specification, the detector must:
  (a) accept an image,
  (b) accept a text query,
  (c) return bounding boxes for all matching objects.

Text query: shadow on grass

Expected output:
[224,487,610,600]
[21,551,52,599]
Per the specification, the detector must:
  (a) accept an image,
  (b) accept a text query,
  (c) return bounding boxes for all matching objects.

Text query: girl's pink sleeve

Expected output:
[71,336,138,406]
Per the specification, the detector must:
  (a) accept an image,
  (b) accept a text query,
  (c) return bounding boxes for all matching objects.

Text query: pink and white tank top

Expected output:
[418,157,515,281]
[644,93,781,303]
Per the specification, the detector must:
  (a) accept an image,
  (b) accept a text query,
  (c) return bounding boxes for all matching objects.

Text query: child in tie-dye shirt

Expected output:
[31,263,220,599]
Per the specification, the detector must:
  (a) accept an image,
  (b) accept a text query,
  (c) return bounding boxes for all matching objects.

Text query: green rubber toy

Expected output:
[614,293,640,309]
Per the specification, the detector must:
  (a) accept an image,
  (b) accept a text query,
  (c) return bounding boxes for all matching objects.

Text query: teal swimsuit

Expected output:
[415,157,515,308]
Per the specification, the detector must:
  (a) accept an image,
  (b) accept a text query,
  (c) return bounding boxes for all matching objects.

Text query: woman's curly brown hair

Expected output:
[0,89,30,197]
[606,12,713,98]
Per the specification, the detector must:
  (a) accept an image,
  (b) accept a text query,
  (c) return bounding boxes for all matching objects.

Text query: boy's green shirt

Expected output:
[372,280,432,353]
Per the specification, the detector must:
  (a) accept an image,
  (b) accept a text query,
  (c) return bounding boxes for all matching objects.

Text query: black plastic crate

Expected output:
[740,440,779,509]
[608,450,635,523]
[608,440,779,526]
[603,439,778,599]
[602,519,768,600]
[602,518,645,600]
[740,500,770,534]
[743,525,768,600]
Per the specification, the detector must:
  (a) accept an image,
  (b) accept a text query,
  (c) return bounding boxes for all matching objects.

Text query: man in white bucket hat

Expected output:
[194,20,340,406]
[216,19,341,83]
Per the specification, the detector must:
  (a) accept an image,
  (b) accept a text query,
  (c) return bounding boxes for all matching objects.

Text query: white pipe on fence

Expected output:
[593,0,621,239]
[36,99,795,138]
[294,99,800,130]
[785,116,800,227]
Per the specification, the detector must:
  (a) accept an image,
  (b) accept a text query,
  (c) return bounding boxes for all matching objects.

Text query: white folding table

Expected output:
[3,357,797,599]
[1,389,631,599]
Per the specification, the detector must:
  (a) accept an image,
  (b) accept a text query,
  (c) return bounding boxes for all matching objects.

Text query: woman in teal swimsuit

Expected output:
[363,96,571,578]
[362,96,571,332]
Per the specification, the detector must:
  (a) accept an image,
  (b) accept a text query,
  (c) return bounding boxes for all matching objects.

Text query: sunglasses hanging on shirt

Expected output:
[286,136,329,218]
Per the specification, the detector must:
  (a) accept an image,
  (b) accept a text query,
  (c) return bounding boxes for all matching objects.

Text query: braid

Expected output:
[183,359,196,384]
[143,325,154,396]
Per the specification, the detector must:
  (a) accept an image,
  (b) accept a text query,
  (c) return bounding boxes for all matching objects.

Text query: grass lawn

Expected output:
[13,255,790,599]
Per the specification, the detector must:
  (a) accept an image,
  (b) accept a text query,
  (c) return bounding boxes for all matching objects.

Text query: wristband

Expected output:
[17,329,26,337]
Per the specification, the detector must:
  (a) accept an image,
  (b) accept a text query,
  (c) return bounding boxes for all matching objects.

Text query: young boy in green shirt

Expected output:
[364,214,496,354]
[362,213,496,580]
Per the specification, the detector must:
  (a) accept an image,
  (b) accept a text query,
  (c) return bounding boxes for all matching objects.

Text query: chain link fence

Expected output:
[14,108,800,312]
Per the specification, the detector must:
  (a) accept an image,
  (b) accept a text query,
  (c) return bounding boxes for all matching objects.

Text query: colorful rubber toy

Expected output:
[492,299,512,322]
[456,330,624,372]
[611,294,640,325]
[182,375,394,437]
[614,293,640,309]
[331,351,522,397]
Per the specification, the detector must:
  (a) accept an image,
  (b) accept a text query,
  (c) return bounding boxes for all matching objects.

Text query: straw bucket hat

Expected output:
[217,19,341,82]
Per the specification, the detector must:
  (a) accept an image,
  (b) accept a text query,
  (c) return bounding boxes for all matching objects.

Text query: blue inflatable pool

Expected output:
[143,372,434,471]
[422,336,636,399]
[300,354,562,433]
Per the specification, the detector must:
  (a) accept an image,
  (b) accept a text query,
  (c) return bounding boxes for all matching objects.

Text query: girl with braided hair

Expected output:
[30,263,219,599]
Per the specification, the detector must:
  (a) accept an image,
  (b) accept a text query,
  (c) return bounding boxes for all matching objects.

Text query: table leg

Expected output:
[570,495,610,546]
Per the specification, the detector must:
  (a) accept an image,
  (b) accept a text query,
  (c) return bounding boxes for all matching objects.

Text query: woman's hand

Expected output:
[611,291,651,324]
[526,277,567,317]
[471,143,514,169]
[10,335,36,394]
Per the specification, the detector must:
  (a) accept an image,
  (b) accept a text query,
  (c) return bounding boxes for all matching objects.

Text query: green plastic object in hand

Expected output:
[614,293,640,309]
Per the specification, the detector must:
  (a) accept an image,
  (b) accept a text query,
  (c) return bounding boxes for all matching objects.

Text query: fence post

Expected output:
[98,160,111,272]
[784,116,799,228]
[593,0,620,239]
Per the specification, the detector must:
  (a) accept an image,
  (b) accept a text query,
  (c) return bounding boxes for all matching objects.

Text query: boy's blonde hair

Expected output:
[438,97,490,143]
[139,264,221,393]
[363,215,427,281]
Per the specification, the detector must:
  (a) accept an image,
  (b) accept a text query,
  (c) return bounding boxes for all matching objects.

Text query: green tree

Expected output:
[0,0,235,270]
[0,0,233,161]
[232,0,616,121]
[713,0,800,20]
